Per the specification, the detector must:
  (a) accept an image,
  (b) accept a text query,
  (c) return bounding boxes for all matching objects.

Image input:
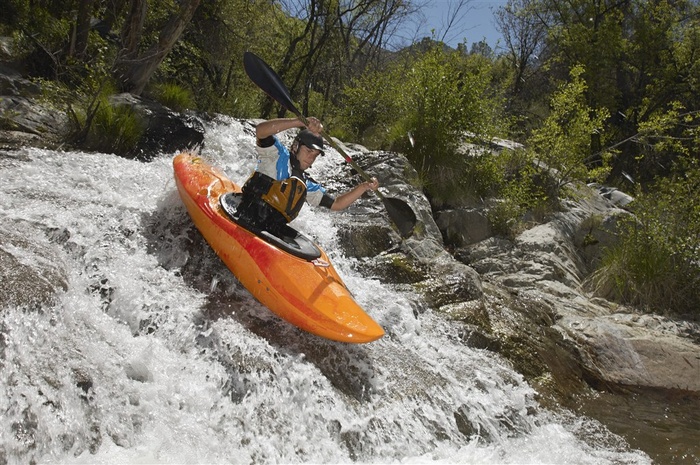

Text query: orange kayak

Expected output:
[173,153,384,343]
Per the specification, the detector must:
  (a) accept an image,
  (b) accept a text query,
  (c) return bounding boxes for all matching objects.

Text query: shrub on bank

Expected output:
[151,82,194,112]
[83,96,145,155]
[589,157,700,318]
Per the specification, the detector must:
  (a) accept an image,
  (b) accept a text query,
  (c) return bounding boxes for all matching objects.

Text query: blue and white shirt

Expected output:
[255,136,334,208]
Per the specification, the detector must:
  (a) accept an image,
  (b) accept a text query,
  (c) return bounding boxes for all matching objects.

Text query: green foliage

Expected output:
[590,156,700,316]
[528,0,700,186]
[80,95,145,155]
[468,147,556,237]
[151,82,194,112]
[392,48,499,169]
[338,44,554,235]
[165,0,285,116]
[634,102,700,176]
[340,45,505,206]
[548,3,625,112]
[527,65,612,192]
[336,69,401,148]
[4,1,70,48]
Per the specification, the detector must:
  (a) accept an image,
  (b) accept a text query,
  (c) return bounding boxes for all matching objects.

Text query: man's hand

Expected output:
[305,116,323,134]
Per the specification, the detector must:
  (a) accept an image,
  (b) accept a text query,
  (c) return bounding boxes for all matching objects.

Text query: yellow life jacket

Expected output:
[261,175,307,222]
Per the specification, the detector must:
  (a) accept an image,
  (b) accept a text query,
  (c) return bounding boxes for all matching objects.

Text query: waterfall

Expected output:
[0,117,649,464]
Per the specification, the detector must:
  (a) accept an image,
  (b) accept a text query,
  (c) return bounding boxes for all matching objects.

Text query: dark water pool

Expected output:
[576,387,700,464]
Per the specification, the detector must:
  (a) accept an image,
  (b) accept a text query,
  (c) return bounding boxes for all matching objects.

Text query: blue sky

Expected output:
[278,0,507,51]
[415,0,507,49]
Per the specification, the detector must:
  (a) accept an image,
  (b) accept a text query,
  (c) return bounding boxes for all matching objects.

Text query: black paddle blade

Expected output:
[243,51,302,117]
[382,197,417,238]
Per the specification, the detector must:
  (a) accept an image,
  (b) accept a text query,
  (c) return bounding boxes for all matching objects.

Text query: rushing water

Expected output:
[0,117,652,464]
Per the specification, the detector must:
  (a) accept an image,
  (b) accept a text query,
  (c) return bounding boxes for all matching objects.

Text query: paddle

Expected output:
[243,51,417,238]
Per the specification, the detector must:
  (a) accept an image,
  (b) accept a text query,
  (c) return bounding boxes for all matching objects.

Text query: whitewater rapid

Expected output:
[0,116,650,464]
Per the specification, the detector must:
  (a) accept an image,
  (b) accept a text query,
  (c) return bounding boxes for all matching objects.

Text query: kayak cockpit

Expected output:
[219,192,322,261]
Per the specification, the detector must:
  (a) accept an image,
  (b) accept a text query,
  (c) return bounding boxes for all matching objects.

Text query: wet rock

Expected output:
[350,150,442,243]
[0,96,69,150]
[0,63,41,96]
[124,360,153,383]
[456,324,499,351]
[1,64,66,150]
[109,93,205,161]
[0,219,68,310]
[327,146,485,310]
[364,252,428,285]
[435,208,492,247]
[453,406,479,440]
[563,312,700,392]
[451,183,699,399]
[418,257,483,307]
[337,223,395,258]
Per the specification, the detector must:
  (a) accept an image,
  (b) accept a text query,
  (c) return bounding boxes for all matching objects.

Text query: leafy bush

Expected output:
[476,148,557,237]
[337,69,402,149]
[527,65,612,193]
[340,46,563,234]
[4,3,71,59]
[588,100,700,318]
[391,49,500,184]
[589,156,700,317]
[340,46,505,207]
[445,64,612,237]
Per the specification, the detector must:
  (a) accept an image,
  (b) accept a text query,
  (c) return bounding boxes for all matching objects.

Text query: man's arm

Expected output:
[330,178,380,211]
[255,118,303,141]
[256,117,323,141]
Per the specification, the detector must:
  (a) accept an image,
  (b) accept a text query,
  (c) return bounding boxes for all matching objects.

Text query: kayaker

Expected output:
[237,116,379,234]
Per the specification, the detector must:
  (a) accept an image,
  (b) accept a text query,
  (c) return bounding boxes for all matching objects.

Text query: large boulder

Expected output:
[0,63,41,96]
[435,208,492,247]
[562,311,700,391]
[109,93,205,161]
[329,147,484,314]
[1,64,69,150]
[0,95,70,150]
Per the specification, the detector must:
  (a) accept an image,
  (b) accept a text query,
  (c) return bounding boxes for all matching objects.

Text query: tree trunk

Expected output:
[115,0,202,95]
[74,0,96,58]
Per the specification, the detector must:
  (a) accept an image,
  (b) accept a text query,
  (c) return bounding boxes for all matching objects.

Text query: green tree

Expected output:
[161,0,283,114]
[336,67,402,147]
[495,0,548,100]
[500,0,700,185]
[257,0,416,118]
[3,0,203,96]
[340,45,505,206]
[527,65,611,192]
[542,0,626,112]
[619,3,700,182]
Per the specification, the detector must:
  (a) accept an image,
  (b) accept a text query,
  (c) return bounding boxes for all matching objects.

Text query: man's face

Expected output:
[296,144,322,170]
